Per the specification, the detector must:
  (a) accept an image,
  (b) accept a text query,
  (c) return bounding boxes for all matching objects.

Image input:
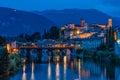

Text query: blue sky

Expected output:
[0,0,119,17]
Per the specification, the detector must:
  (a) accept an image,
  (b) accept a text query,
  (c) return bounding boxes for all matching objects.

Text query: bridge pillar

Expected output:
[26,49,31,63]
[37,49,42,63]
[48,49,53,62]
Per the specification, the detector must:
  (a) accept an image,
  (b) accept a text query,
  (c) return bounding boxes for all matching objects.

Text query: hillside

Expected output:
[0,7,55,36]
[35,9,120,26]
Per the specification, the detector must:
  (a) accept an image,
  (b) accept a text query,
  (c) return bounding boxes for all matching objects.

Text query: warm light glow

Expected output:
[22,72,26,80]
[79,32,96,38]
[22,64,26,80]
[64,56,67,64]
[70,44,74,47]
[61,27,65,30]
[56,63,60,80]
[77,30,80,34]
[95,24,106,29]
[56,56,60,62]
[12,48,18,54]
[78,59,81,79]
[31,61,35,80]
[48,61,51,80]
[23,63,26,72]
[108,18,112,27]
[64,56,67,80]
[7,44,12,53]
[114,32,117,40]
[32,61,34,73]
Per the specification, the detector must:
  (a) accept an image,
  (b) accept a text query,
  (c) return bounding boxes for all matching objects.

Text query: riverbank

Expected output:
[76,48,120,66]
[0,47,22,78]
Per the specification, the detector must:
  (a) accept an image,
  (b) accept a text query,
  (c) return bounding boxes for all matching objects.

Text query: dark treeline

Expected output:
[17,32,41,42]
[0,36,6,46]
[42,26,60,40]
[16,26,60,42]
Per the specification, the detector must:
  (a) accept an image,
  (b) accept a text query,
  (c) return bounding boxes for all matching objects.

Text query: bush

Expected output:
[8,54,21,72]
[0,47,9,76]
[76,48,84,54]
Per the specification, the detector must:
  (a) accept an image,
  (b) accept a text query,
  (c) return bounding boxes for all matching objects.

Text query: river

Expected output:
[10,57,120,80]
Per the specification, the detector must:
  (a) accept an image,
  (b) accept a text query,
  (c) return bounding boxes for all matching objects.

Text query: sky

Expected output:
[0,0,120,17]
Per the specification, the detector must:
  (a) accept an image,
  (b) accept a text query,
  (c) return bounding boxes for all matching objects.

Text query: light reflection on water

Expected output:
[22,63,26,80]
[78,59,81,80]
[10,57,120,80]
[31,61,35,80]
[56,62,60,80]
[48,57,51,80]
[64,56,67,80]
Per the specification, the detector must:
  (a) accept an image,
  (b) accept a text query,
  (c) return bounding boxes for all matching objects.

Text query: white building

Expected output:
[115,29,120,54]
[81,37,104,49]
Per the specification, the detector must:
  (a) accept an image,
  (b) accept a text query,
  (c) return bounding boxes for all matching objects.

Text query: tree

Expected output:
[106,27,114,50]
[59,29,64,39]
[30,32,41,42]
[17,33,26,42]
[42,27,60,40]
[16,32,41,42]
[49,26,60,39]
[42,29,50,39]
[0,36,6,46]
[8,54,21,72]
[97,43,106,51]
[0,47,9,76]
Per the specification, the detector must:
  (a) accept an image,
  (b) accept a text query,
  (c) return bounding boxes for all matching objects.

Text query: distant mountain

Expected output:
[0,7,55,36]
[34,9,120,26]
[0,7,120,37]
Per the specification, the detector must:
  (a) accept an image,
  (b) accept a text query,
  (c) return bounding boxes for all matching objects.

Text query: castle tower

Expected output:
[81,19,85,27]
[108,18,112,28]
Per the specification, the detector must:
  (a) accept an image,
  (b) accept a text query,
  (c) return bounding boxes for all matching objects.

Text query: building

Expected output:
[81,19,85,27]
[81,37,104,49]
[115,29,120,54]
[72,37,104,50]
[6,41,19,54]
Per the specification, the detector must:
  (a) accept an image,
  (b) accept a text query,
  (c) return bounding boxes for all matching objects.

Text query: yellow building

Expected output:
[6,42,18,54]
[7,44,12,53]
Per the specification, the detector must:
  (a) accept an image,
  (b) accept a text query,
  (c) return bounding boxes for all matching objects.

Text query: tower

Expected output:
[106,18,114,50]
[108,18,112,28]
[81,19,85,27]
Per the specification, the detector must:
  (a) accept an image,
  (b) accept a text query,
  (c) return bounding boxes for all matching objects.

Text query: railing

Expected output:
[18,45,75,49]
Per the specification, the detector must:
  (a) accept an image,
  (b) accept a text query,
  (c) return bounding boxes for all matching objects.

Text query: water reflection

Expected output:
[31,61,35,80]
[78,59,81,80]
[56,62,60,80]
[70,61,74,70]
[22,63,26,80]
[48,58,51,80]
[64,56,67,80]
[10,58,120,80]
